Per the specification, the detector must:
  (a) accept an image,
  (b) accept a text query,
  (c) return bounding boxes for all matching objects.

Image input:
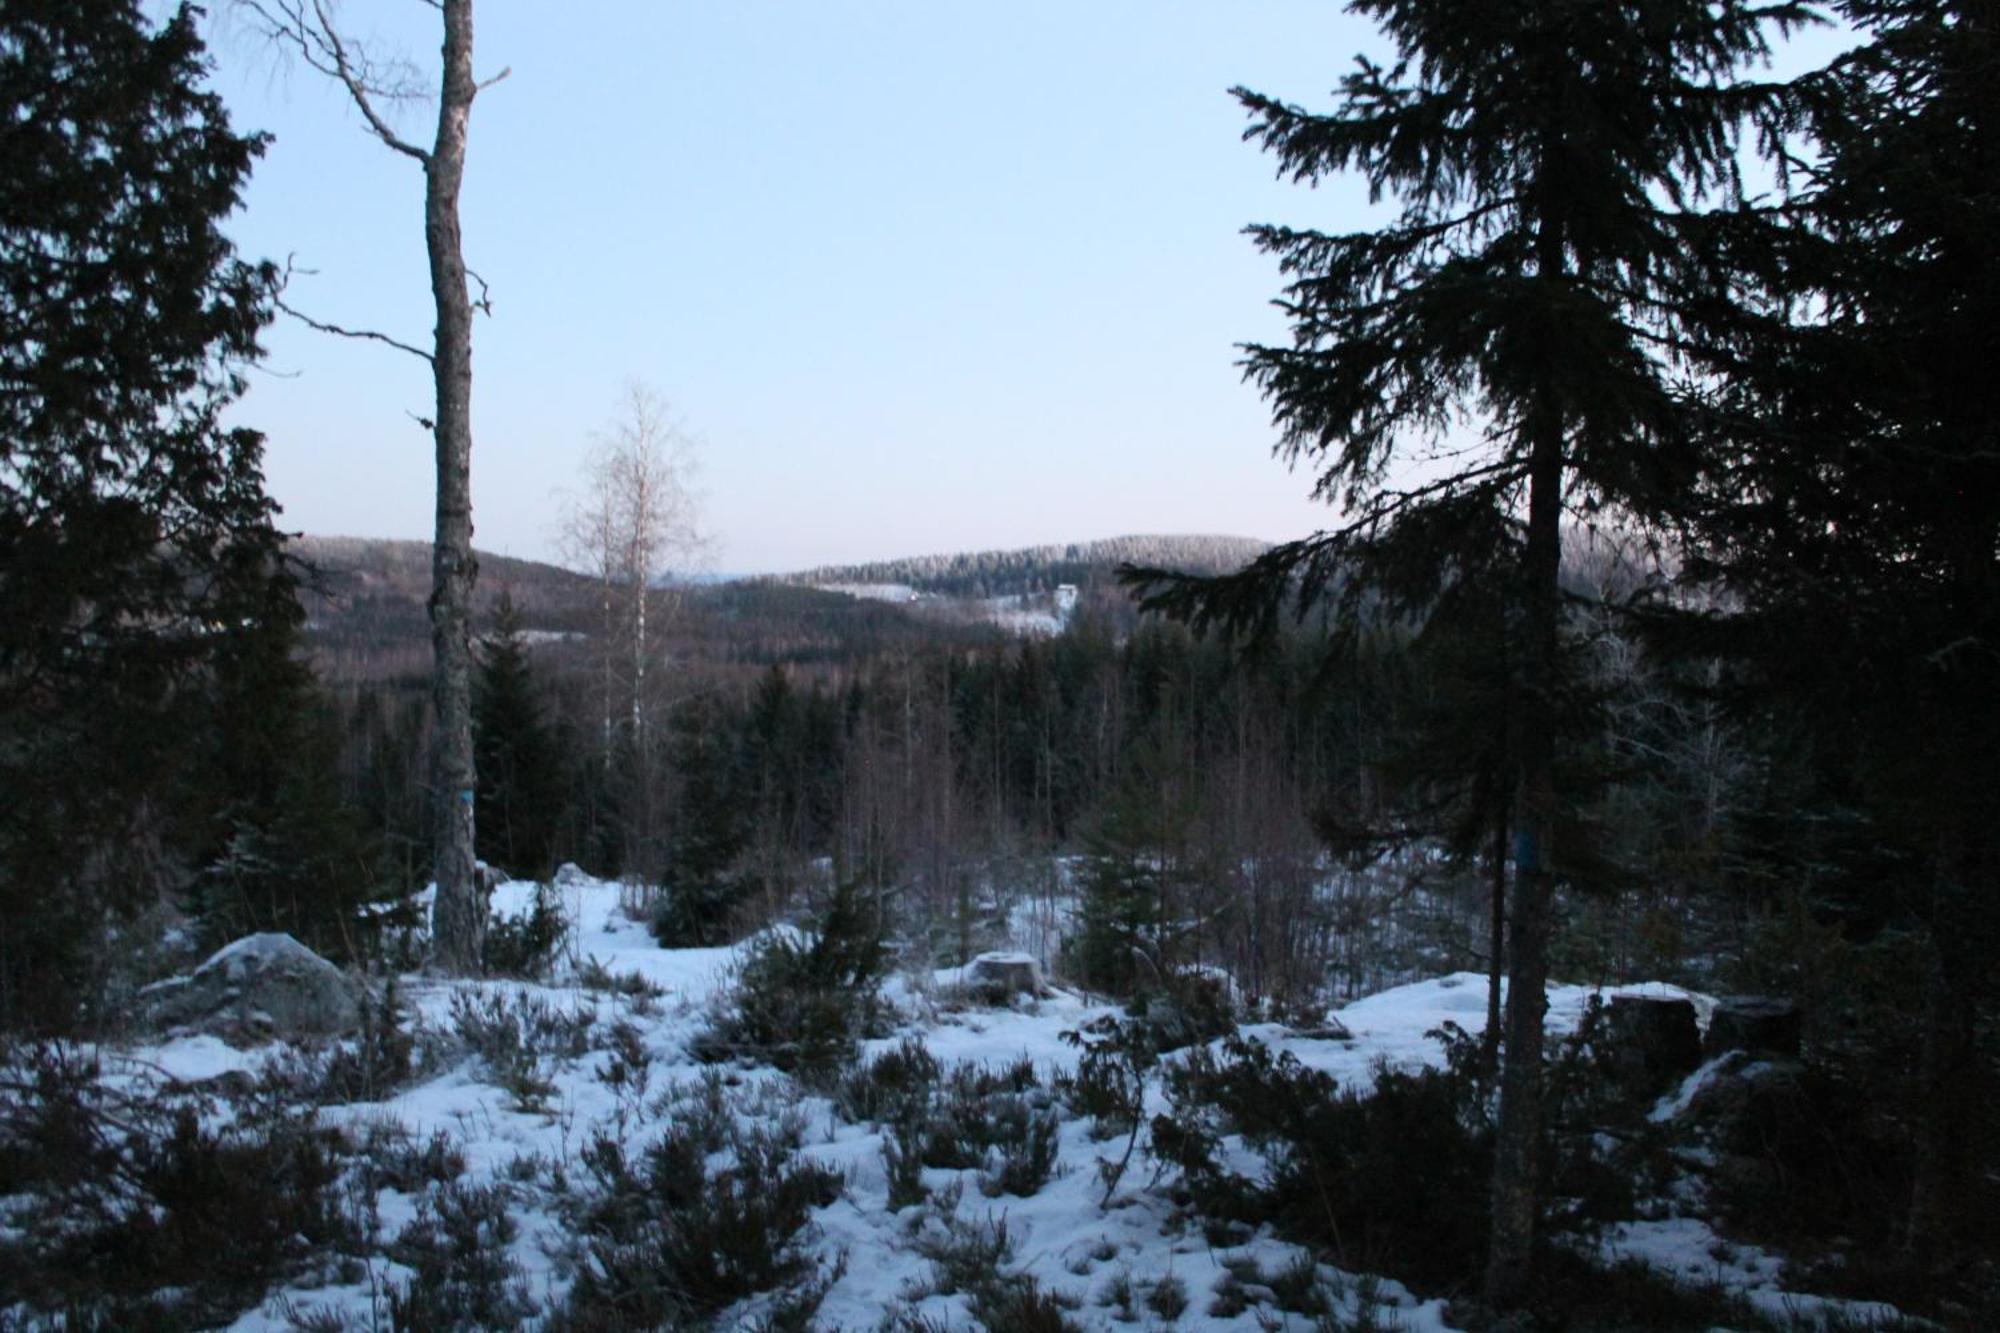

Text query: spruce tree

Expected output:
[1072,723,1204,997]
[472,589,565,878]
[192,563,375,958]
[650,698,751,947]
[1130,0,1809,1302]
[0,0,281,1030]
[1671,0,2000,1267]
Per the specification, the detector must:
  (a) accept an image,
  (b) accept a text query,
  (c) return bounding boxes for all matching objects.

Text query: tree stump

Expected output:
[964,952,1047,1003]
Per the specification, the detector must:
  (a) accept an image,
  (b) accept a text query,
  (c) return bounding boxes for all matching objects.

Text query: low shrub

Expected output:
[310,975,417,1104]
[557,1123,844,1328]
[695,880,889,1075]
[1705,1059,1912,1254]
[482,881,566,979]
[575,954,665,1004]
[1518,1248,1772,1331]
[836,1035,942,1125]
[1151,1030,1491,1293]
[968,1275,1083,1333]
[352,1122,467,1196]
[447,989,594,1111]
[0,1042,354,1326]
[905,1203,1081,1330]
[895,1058,1062,1198]
[881,1112,929,1210]
[978,1091,1062,1198]
[1127,967,1237,1053]
[914,1209,1014,1294]
[1058,1014,1153,1139]
[386,1180,538,1331]
[1145,1272,1190,1321]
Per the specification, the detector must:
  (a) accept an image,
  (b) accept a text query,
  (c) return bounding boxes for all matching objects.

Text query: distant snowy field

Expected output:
[817,583,1071,637]
[97,874,1899,1331]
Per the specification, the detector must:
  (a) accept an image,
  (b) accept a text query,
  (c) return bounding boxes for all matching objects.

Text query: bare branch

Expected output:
[276,296,434,363]
[476,65,512,95]
[311,0,430,162]
[233,0,431,163]
[274,254,434,362]
[466,266,493,317]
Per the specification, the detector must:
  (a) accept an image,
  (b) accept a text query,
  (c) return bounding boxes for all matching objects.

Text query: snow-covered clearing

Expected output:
[85,876,1902,1331]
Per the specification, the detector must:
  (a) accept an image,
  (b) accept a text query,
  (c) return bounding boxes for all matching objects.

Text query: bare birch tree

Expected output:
[561,383,704,770]
[238,0,506,973]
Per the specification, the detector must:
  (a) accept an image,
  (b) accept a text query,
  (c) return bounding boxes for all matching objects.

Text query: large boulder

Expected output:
[1704,995,1802,1059]
[140,933,363,1042]
[1605,993,1703,1095]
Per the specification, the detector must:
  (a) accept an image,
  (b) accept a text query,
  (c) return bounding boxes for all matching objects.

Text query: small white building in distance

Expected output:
[1054,583,1079,618]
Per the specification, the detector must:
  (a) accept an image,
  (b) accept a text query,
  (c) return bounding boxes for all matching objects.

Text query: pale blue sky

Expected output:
[200,3,1841,574]
[199,2,1391,572]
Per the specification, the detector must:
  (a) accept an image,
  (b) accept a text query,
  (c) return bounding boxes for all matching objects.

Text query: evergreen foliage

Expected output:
[1070,725,1203,997]
[1152,1031,1493,1295]
[649,696,753,946]
[1666,0,2000,1265]
[788,534,1269,600]
[190,582,377,960]
[473,589,566,879]
[0,0,284,1031]
[695,879,889,1074]
[1127,0,1812,1303]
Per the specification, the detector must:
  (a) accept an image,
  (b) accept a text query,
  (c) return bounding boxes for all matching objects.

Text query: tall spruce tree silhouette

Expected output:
[1670,0,2000,1269]
[1128,0,1811,1302]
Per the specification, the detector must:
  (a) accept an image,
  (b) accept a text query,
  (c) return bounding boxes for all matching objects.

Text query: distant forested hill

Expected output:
[780,534,1271,599]
[291,531,1651,685]
[289,536,599,682]
[288,536,1001,683]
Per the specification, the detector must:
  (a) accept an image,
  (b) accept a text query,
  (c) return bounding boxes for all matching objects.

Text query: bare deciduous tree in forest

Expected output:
[238,0,506,973]
[561,384,704,869]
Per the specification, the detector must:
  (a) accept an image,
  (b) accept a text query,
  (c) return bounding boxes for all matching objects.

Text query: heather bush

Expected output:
[555,1122,844,1328]
[0,1042,354,1326]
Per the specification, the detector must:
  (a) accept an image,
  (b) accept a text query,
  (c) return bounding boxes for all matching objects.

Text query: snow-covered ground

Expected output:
[83,875,1905,1331]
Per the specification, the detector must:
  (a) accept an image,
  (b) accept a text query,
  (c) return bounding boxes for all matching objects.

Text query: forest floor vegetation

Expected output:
[0,874,1960,1331]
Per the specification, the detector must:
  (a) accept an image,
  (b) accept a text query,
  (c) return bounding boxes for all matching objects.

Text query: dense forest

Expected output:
[299,531,1741,1008]
[2,0,1996,1328]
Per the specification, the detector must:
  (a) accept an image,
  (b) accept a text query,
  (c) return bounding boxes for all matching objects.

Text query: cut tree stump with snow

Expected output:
[963,952,1048,1002]
[138,933,363,1042]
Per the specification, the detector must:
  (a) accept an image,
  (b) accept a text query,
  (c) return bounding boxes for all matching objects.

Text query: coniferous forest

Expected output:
[1,1,1995,1329]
